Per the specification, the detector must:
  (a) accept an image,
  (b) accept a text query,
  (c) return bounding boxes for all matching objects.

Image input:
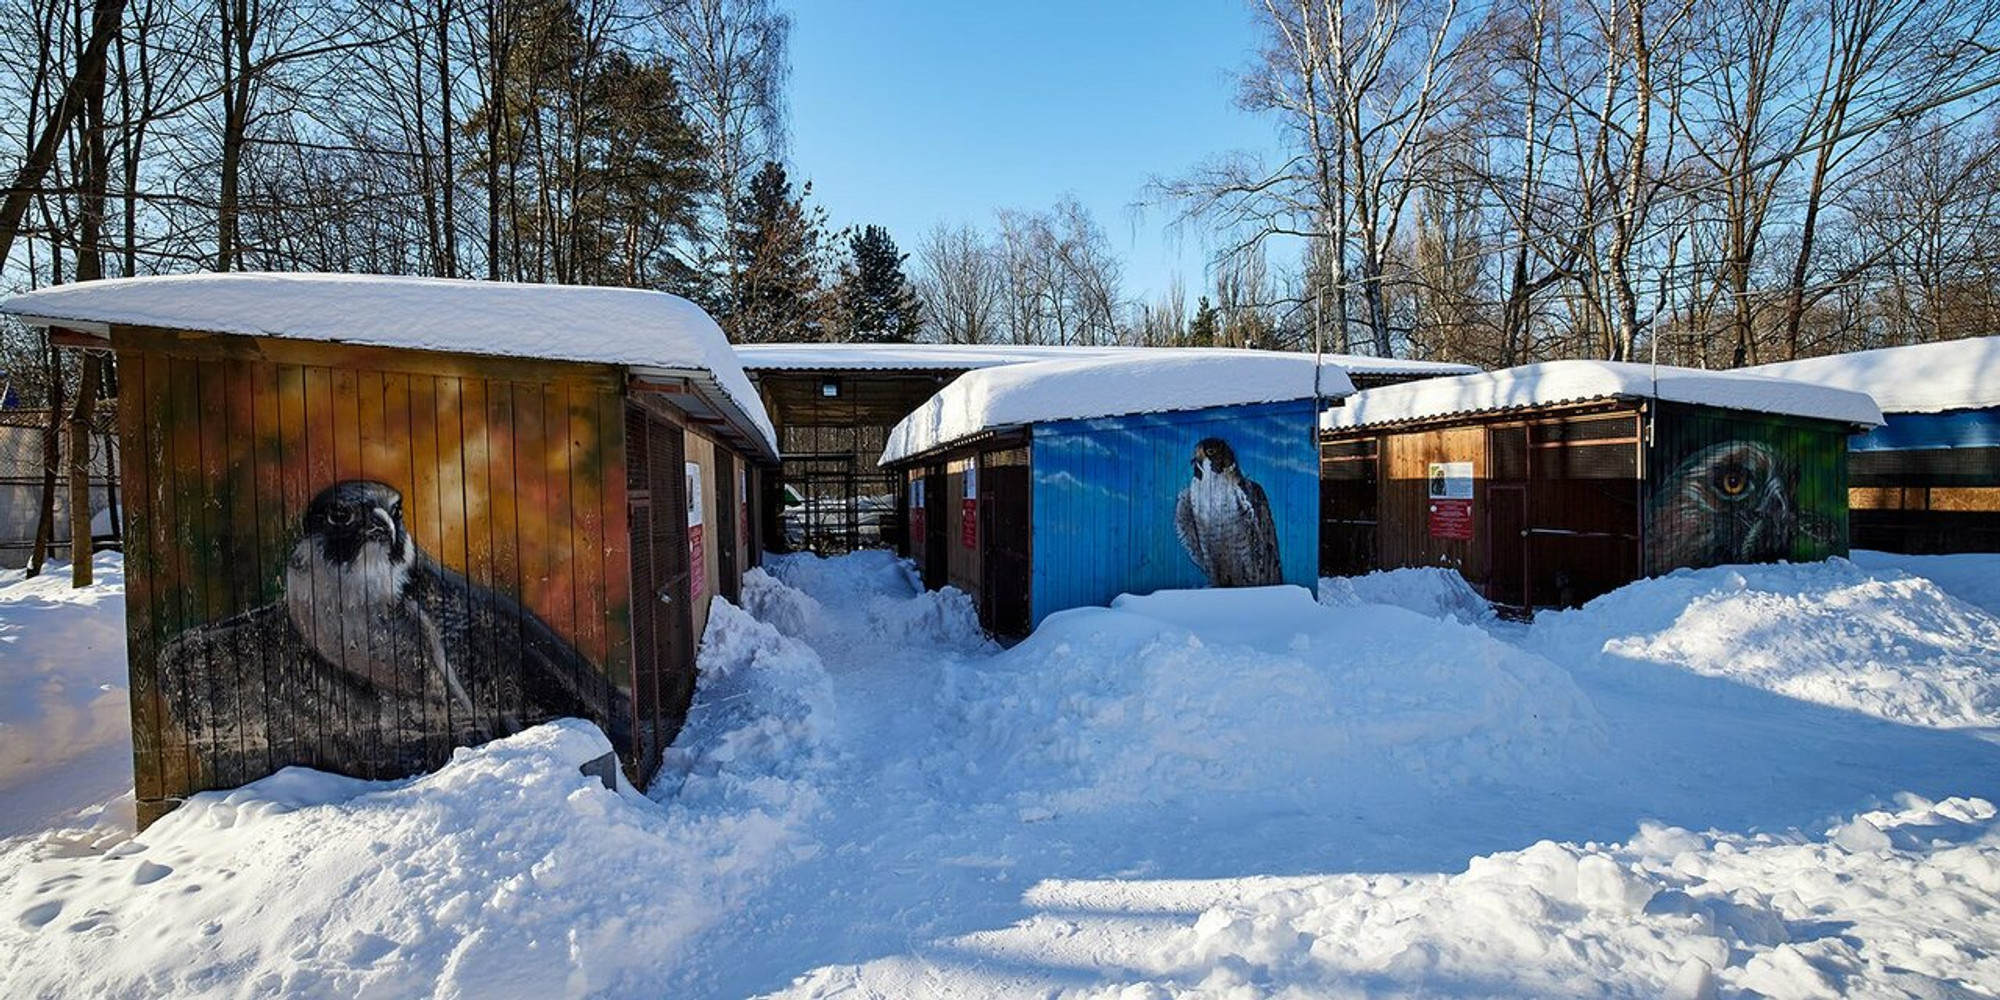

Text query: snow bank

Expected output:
[1851,550,2000,617]
[1322,359,1884,430]
[943,586,1602,814]
[881,352,1355,464]
[0,594,835,999]
[0,555,129,792]
[0,272,776,452]
[1750,336,2000,414]
[1529,559,2000,729]
[1319,567,1495,623]
[1028,795,2000,999]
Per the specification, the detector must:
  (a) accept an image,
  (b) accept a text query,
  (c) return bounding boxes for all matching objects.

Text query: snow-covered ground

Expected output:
[5,549,2000,998]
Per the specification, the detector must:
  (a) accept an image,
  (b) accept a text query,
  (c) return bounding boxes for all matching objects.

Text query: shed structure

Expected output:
[880,352,1356,636]
[738,343,1473,557]
[2,273,778,826]
[1751,337,2000,553]
[1319,360,1883,609]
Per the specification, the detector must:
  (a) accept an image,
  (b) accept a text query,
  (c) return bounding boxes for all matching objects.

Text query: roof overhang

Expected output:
[631,367,780,465]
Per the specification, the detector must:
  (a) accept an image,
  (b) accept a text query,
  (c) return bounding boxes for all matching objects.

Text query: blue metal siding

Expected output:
[1851,407,2000,452]
[1028,400,1320,625]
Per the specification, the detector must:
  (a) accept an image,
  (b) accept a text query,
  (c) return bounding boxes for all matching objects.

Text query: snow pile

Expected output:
[1319,567,1495,623]
[1322,359,1884,430]
[0,555,129,792]
[760,549,917,609]
[1018,795,2000,999]
[1852,549,2000,617]
[739,565,829,640]
[944,586,1602,814]
[1750,336,2000,414]
[1530,559,2000,729]
[881,352,1355,463]
[864,585,994,652]
[0,596,835,999]
[0,272,776,453]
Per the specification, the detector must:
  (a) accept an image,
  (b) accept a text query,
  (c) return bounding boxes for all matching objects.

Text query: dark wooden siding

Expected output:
[1319,436,1378,577]
[116,329,635,827]
[978,446,1032,636]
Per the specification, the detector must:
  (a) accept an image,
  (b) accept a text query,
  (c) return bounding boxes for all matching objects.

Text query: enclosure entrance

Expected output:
[751,370,960,555]
[625,401,696,780]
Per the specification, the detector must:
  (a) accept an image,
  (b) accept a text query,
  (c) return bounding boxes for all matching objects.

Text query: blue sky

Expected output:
[787,1,1283,304]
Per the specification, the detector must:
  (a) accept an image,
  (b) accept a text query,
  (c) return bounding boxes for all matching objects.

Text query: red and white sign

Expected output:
[960,465,978,549]
[686,462,705,600]
[1429,499,1474,540]
[909,479,926,547]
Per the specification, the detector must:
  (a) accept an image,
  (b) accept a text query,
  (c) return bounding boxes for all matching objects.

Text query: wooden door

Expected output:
[980,448,1032,635]
[1487,485,1527,607]
[716,450,739,603]
[626,403,694,777]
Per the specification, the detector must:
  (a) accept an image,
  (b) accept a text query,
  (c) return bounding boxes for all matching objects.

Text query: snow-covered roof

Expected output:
[1747,337,2000,415]
[1,272,777,457]
[881,351,1357,464]
[1320,359,1884,432]
[737,341,1478,378]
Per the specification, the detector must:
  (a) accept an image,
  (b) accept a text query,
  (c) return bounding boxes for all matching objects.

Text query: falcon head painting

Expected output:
[1174,437,1283,588]
[1647,440,1829,571]
[158,479,632,783]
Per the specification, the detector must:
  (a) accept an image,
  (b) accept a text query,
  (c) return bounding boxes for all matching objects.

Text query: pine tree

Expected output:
[1188,296,1219,347]
[837,224,923,343]
[724,160,833,342]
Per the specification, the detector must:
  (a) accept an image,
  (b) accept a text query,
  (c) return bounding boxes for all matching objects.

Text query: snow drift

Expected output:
[968,795,2000,1000]
[1530,559,2000,729]
[944,585,1602,815]
[0,555,130,794]
[1319,567,1496,624]
[0,594,835,1000]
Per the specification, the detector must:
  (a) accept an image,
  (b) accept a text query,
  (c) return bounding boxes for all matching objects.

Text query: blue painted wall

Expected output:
[1851,407,2000,452]
[1029,399,1320,625]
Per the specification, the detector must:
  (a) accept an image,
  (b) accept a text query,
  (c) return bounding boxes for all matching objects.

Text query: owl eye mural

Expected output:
[1646,440,1837,571]
[157,479,632,780]
[1174,436,1283,587]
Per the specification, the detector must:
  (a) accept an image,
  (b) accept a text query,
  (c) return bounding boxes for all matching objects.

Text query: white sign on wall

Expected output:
[963,463,978,500]
[685,461,704,526]
[1427,461,1474,500]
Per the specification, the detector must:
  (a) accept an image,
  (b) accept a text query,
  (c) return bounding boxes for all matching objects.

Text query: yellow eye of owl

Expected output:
[1718,470,1749,496]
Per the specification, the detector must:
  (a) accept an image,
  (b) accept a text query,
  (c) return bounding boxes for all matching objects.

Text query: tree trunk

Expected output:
[0,0,126,270]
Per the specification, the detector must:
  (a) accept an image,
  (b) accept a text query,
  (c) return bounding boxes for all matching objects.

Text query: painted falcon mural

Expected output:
[1175,436,1283,587]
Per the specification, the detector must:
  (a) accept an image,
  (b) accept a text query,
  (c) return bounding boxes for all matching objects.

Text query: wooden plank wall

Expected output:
[116,331,633,826]
[945,456,980,595]
[1376,426,1488,585]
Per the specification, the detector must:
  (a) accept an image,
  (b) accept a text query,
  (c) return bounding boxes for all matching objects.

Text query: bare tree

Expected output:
[912,220,1002,344]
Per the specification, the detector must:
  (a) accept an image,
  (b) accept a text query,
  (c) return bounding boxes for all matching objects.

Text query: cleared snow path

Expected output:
[678,554,2000,998]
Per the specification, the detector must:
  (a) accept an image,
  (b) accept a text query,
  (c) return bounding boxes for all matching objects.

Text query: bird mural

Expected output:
[1646,440,1834,572]
[158,480,631,782]
[1174,436,1283,587]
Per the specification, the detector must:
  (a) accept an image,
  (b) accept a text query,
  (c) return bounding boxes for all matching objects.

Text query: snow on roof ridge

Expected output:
[1,271,777,454]
[1746,337,2000,414]
[1319,358,1884,431]
[735,341,1480,376]
[881,350,1357,465]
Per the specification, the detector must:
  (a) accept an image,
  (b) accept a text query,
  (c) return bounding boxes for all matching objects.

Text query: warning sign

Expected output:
[1429,499,1474,540]
[961,498,977,548]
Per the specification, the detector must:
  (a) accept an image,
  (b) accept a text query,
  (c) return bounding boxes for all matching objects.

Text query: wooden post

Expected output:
[68,353,101,586]
[26,342,62,579]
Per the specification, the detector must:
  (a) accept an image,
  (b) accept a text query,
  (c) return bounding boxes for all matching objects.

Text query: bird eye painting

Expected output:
[1644,412,1848,576]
